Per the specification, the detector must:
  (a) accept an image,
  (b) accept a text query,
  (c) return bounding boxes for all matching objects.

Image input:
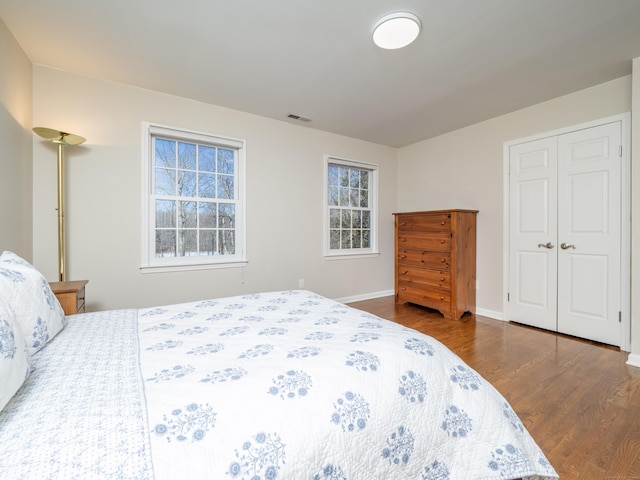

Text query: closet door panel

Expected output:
[557,122,621,345]
[508,137,558,331]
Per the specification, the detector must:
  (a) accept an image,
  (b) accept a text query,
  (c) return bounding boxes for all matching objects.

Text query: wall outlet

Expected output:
[298,279,305,288]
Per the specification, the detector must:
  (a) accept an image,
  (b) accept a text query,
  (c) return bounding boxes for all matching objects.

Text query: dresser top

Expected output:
[393,209,479,215]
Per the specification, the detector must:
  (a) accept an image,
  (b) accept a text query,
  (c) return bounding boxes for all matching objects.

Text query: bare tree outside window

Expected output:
[152,136,238,259]
[327,160,374,253]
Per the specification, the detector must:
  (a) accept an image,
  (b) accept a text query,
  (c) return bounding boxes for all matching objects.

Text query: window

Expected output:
[324,156,378,257]
[142,123,246,272]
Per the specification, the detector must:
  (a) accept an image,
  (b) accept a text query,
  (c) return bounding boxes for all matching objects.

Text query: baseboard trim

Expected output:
[476,307,504,321]
[336,289,394,304]
[627,353,640,368]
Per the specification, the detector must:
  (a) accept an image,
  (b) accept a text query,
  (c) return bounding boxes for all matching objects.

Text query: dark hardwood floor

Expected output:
[348,296,640,480]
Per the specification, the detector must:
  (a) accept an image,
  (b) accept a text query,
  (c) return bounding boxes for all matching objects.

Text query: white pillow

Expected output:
[0,294,31,412]
[0,251,66,355]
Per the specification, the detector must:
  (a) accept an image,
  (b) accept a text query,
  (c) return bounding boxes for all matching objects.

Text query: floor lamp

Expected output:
[33,127,86,282]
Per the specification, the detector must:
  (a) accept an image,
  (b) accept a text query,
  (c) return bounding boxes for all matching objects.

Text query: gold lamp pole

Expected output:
[33,127,86,282]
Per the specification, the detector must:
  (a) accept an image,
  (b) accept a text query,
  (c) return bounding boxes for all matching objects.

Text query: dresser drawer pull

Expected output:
[440,258,446,263]
[441,221,445,225]
[401,222,407,226]
[400,255,406,259]
[440,277,445,281]
[401,270,408,275]
[400,237,406,242]
[440,239,445,244]
[440,296,445,300]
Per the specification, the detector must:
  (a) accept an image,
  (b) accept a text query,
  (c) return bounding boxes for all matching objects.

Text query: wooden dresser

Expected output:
[49,280,88,315]
[394,210,478,319]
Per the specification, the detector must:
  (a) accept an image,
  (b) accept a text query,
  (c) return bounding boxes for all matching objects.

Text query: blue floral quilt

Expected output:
[0,290,558,479]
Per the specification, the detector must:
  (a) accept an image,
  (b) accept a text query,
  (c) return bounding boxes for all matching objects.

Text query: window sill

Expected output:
[140,261,248,274]
[323,252,380,261]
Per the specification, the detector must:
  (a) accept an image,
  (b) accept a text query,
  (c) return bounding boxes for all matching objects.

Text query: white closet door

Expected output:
[556,122,621,346]
[508,120,622,346]
[508,137,558,332]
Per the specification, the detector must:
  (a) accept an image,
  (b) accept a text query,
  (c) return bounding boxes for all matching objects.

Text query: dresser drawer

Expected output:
[397,266,450,289]
[397,232,450,251]
[396,213,451,233]
[398,250,450,270]
[397,282,451,310]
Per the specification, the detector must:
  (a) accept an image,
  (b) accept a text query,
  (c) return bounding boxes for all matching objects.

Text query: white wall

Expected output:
[0,19,32,259]
[32,66,397,310]
[397,76,632,320]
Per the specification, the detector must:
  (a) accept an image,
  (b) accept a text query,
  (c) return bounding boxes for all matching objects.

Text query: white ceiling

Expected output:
[2,0,640,147]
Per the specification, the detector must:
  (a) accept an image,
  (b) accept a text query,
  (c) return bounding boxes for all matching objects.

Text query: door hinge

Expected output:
[619,145,622,157]
[507,293,510,302]
[619,311,622,323]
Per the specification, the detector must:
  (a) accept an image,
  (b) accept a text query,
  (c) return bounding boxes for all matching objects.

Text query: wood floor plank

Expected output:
[348,296,640,480]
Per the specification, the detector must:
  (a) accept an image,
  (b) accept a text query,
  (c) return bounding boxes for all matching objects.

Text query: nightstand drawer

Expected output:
[49,280,88,315]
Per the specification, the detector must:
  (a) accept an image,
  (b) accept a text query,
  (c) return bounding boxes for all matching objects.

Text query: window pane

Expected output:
[156,230,176,257]
[178,201,197,228]
[218,149,235,174]
[328,186,339,206]
[352,230,361,248]
[178,229,197,256]
[178,171,197,197]
[329,208,340,228]
[330,230,340,249]
[360,189,369,208]
[339,167,349,187]
[340,187,349,206]
[362,210,370,228]
[219,230,235,255]
[199,230,216,255]
[361,171,369,189]
[350,169,360,188]
[328,165,339,186]
[341,230,351,249]
[155,200,176,228]
[155,168,176,195]
[199,146,216,172]
[198,173,216,198]
[155,139,175,167]
[341,210,351,228]
[219,203,235,228]
[218,175,234,200]
[352,210,361,228]
[362,230,370,248]
[178,142,197,170]
[350,188,359,207]
[199,202,217,228]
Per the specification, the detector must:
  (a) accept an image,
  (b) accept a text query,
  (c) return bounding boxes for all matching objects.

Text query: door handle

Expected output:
[537,242,554,249]
[560,243,576,250]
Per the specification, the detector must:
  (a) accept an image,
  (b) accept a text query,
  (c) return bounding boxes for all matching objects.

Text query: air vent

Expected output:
[287,113,311,122]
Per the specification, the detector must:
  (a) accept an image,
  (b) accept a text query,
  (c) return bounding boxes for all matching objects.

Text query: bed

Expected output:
[0,251,558,480]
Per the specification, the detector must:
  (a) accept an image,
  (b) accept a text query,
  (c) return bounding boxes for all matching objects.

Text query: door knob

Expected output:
[537,242,554,249]
[560,243,576,250]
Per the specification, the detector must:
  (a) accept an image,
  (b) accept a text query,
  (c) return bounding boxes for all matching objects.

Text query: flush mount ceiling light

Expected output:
[372,12,421,50]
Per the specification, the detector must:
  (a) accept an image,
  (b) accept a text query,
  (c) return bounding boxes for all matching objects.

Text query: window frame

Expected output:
[141,122,247,273]
[323,155,379,258]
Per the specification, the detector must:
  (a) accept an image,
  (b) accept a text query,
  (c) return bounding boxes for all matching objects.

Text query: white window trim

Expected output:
[140,122,247,273]
[323,155,379,259]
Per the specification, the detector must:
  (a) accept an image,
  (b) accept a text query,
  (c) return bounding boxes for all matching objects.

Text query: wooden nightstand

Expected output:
[49,280,88,315]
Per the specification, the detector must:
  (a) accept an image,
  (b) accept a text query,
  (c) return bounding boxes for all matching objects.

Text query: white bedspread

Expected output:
[0,290,558,479]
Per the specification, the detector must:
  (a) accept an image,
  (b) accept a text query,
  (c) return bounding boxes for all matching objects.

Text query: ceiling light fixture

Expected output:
[372,12,421,50]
